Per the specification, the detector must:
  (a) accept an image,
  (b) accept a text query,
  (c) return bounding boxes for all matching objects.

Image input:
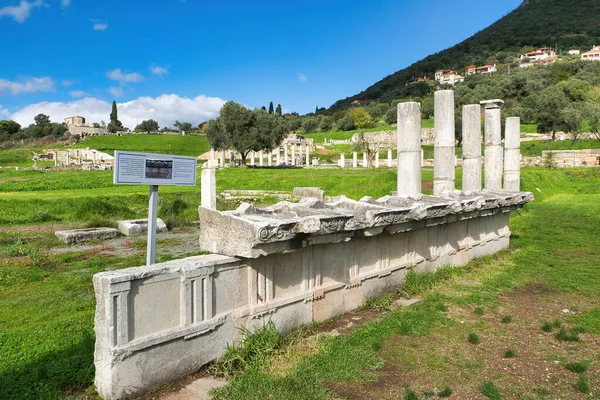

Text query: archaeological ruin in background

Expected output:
[93,90,533,399]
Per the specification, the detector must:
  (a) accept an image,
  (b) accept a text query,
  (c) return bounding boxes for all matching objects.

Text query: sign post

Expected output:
[113,151,197,265]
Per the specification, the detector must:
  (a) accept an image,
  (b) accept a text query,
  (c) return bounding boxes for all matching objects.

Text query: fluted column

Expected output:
[504,117,521,191]
[433,90,455,196]
[397,102,422,196]
[462,104,482,193]
[481,99,504,190]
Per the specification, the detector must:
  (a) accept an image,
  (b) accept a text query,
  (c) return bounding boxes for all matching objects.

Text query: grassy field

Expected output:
[0,167,599,399]
[211,167,600,399]
[69,133,211,157]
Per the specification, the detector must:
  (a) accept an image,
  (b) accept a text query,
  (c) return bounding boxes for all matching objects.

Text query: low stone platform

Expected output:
[117,218,167,236]
[55,227,119,244]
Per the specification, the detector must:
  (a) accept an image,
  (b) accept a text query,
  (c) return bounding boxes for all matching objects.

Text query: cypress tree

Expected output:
[268,102,274,114]
[108,100,123,133]
[275,104,282,117]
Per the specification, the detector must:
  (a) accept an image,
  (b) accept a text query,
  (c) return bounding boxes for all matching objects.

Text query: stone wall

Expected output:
[541,149,600,167]
[351,128,435,146]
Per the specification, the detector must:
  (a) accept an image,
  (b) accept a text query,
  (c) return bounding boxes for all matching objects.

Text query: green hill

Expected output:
[330,0,600,109]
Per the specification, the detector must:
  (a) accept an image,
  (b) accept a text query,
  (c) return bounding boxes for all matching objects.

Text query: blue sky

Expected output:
[0,0,523,128]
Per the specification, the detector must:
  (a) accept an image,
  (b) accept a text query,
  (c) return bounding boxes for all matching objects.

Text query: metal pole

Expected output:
[146,185,158,265]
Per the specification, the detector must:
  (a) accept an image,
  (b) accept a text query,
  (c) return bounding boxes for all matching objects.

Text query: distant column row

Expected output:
[397,90,521,197]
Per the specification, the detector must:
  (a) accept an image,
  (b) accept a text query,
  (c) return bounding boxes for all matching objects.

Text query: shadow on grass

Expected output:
[0,330,95,399]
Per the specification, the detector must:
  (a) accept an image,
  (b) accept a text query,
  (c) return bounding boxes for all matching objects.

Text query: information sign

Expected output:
[113,151,197,186]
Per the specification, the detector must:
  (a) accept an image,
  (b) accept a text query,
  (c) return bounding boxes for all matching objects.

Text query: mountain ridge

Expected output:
[329,0,600,110]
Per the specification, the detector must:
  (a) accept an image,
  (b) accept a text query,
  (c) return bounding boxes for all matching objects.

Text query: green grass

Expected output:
[70,133,211,157]
[1,166,600,399]
[501,315,512,323]
[521,138,600,157]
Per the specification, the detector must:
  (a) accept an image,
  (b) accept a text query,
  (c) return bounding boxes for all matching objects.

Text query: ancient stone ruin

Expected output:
[93,90,533,399]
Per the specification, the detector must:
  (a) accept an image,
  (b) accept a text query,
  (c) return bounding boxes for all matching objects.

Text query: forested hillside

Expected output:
[330,0,600,108]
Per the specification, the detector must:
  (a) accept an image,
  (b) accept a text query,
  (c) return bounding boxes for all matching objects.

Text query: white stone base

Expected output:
[117,218,167,236]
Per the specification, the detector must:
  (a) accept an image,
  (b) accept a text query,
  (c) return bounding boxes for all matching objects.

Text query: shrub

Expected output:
[438,386,453,397]
[337,116,355,131]
[481,381,501,399]
[474,307,485,315]
[501,316,512,323]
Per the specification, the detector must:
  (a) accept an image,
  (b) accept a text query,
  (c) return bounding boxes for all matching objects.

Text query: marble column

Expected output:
[268,151,273,167]
[210,148,215,167]
[250,151,255,166]
[276,148,281,165]
[66,151,70,167]
[284,145,289,165]
[340,153,345,168]
[387,148,392,168]
[219,150,225,167]
[481,99,504,191]
[504,117,521,191]
[54,152,58,166]
[201,168,216,210]
[353,152,358,168]
[375,150,379,168]
[305,145,310,167]
[462,104,482,193]
[291,144,296,166]
[259,150,264,167]
[397,102,422,197]
[363,152,368,168]
[433,90,456,196]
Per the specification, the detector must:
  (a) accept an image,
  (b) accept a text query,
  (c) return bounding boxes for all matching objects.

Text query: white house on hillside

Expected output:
[435,69,464,86]
[582,45,600,61]
[466,64,497,76]
[568,49,581,55]
[519,47,556,62]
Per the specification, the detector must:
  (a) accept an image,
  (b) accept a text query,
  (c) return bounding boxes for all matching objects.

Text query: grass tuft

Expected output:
[481,381,501,400]
[363,294,394,312]
[212,321,282,378]
[552,320,562,329]
[437,386,453,397]
[541,322,553,332]
[575,375,590,394]
[468,332,480,345]
[474,306,485,315]
[565,361,589,373]
[555,328,580,342]
[501,315,512,323]
[504,349,516,358]
[404,389,419,400]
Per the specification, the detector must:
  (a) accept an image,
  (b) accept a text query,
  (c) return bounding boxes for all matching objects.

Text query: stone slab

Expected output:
[117,218,167,236]
[161,377,228,400]
[293,187,325,200]
[55,227,119,244]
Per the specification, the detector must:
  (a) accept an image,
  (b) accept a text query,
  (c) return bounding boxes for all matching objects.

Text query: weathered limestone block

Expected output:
[117,218,167,236]
[55,227,119,244]
[199,190,533,258]
[292,187,325,200]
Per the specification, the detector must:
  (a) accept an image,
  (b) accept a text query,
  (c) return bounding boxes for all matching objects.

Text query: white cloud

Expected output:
[0,0,44,23]
[0,76,54,95]
[0,105,10,119]
[150,66,168,77]
[93,23,108,31]
[69,90,86,98]
[298,73,307,83]
[108,86,123,97]
[61,80,75,87]
[61,0,70,7]
[107,68,143,84]
[10,94,226,129]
